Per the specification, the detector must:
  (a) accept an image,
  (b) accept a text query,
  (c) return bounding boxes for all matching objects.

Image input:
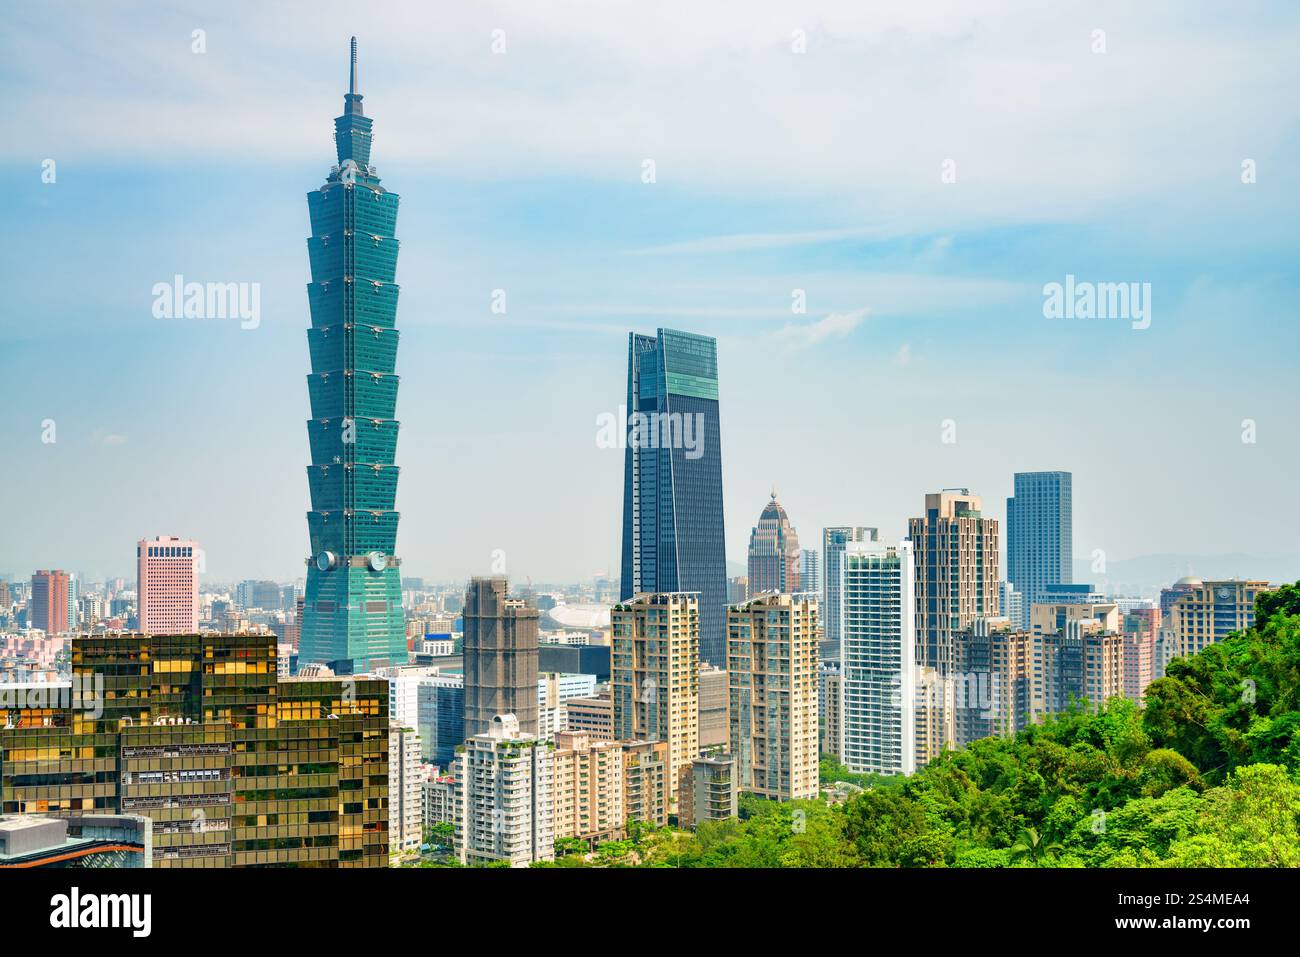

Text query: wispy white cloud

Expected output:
[768,308,869,348]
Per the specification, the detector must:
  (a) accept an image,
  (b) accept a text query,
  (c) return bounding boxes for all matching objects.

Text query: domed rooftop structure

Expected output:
[749,488,800,594]
[760,490,789,522]
[1173,576,1203,587]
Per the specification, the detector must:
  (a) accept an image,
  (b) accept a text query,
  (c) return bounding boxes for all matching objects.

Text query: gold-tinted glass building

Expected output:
[0,633,388,867]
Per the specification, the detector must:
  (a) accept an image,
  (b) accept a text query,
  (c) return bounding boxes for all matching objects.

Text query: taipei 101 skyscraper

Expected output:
[300,39,408,673]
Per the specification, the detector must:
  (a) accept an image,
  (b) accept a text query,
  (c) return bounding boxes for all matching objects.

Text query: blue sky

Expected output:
[2,1,1299,586]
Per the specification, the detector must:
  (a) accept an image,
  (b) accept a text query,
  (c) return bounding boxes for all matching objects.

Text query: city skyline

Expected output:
[3,4,1300,899]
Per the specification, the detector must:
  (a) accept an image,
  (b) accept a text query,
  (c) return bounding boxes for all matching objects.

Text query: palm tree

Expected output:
[1008,827,1063,865]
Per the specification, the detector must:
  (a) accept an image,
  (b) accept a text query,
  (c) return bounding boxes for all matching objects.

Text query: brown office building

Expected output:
[0,632,389,867]
[29,570,70,636]
[908,490,999,676]
[462,577,540,737]
[565,692,614,740]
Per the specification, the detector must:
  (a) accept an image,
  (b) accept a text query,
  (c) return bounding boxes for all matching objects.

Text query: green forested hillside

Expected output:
[540,582,1300,868]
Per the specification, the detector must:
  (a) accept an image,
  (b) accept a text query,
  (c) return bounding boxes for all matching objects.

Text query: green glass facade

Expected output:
[301,40,408,673]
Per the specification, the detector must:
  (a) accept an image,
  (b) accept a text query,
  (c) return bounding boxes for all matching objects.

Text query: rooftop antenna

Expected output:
[349,36,358,95]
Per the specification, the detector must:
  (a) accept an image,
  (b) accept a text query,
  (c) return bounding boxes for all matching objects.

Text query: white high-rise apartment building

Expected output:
[840,539,916,776]
[822,527,878,647]
[66,574,79,633]
[423,775,456,827]
[383,668,442,730]
[452,713,555,867]
[388,724,424,854]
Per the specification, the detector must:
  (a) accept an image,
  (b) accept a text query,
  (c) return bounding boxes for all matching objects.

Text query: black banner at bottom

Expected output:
[0,866,1274,945]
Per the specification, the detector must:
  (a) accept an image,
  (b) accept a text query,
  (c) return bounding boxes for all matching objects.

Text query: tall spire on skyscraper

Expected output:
[301,38,406,673]
[344,36,365,118]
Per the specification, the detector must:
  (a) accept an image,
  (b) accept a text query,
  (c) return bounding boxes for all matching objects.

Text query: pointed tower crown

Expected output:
[334,36,373,167]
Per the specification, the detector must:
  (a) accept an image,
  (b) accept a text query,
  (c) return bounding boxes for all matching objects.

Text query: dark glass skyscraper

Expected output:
[1006,471,1073,629]
[300,39,407,673]
[620,329,727,665]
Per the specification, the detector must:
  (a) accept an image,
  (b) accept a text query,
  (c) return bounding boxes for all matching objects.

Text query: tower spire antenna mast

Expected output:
[342,36,364,117]
[303,36,402,673]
